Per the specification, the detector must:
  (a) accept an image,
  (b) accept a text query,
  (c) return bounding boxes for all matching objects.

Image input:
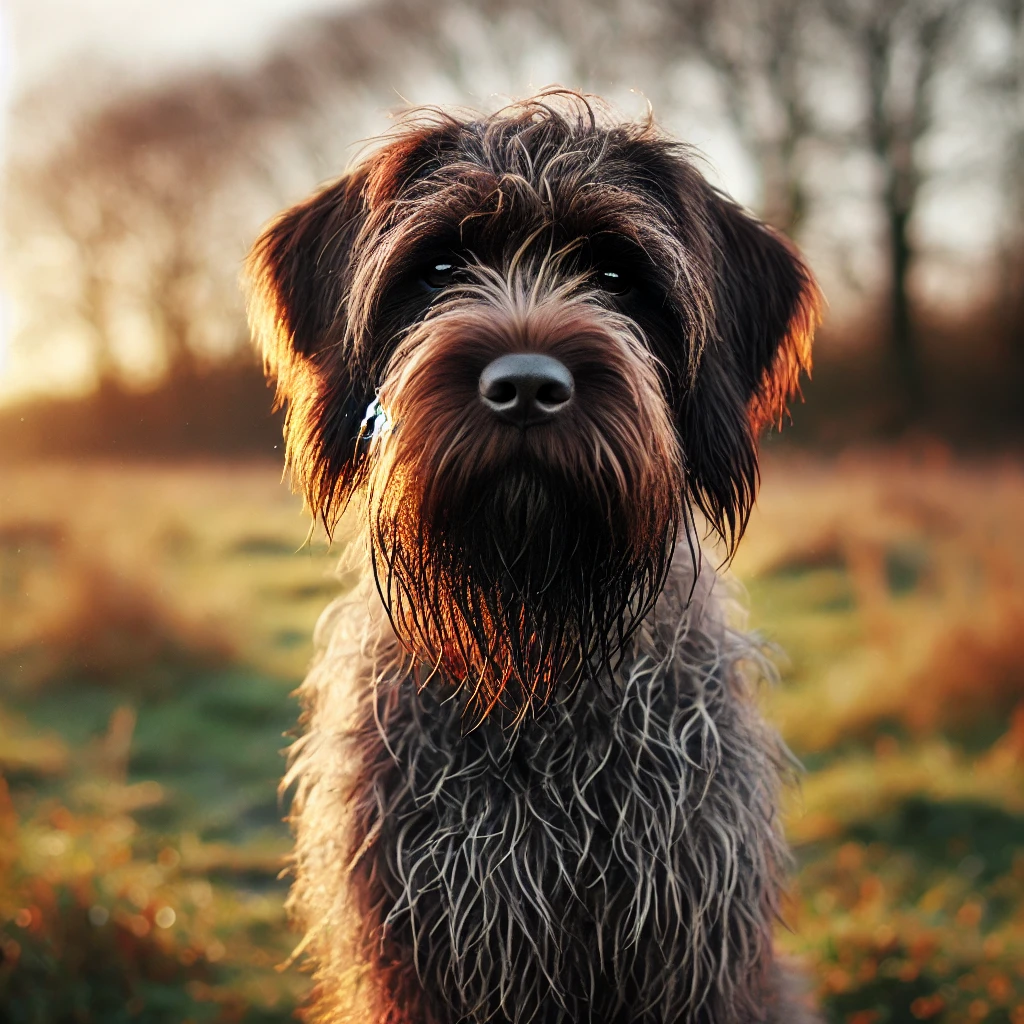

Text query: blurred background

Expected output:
[0,1,1022,1022]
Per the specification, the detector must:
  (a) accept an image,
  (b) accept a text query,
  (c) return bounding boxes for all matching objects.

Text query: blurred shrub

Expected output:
[748,455,1024,755]
[0,778,215,1023]
[902,601,1024,740]
[0,367,282,464]
[791,836,1024,1024]
[0,886,218,1024]
[0,522,231,696]
[0,776,293,1023]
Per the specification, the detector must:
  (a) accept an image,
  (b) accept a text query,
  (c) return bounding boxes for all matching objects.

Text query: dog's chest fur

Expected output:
[291,558,791,1024]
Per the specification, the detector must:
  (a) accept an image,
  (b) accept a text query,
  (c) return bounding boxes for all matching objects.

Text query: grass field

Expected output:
[1,452,1022,1023]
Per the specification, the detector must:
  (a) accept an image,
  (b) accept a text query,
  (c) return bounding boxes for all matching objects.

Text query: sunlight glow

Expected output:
[0,4,8,383]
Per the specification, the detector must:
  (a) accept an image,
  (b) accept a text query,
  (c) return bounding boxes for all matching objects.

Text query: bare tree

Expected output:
[3,66,290,387]
[823,0,970,418]
[990,0,1024,392]
[6,0,1006,439]
[4,162,116,385]
[659,0,816,236]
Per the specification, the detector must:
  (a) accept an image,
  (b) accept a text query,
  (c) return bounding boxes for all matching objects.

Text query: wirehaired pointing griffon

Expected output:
[246,91,822,1024]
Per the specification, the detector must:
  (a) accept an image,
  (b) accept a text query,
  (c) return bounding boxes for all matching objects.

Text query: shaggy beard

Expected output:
[367,460,678,729]
[360,273,685,728]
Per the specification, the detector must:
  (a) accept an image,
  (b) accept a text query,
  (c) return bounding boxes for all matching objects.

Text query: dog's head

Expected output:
[246,92,820,725]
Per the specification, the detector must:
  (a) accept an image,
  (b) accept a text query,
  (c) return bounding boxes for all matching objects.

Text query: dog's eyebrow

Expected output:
[338,133,715,358]
[389,159,687,265]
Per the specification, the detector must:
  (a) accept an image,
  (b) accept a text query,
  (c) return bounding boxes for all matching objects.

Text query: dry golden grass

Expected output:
[0,451,1022,1023]
[0,461,339,684]
[741,449,1024,753]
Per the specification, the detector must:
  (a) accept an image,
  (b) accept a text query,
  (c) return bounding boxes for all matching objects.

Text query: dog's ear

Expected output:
[245,167,375,529]
[682,194,821,551]
[247,170,368,364]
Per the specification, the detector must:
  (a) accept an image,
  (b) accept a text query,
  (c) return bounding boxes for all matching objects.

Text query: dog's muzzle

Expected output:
[478,353,574,427]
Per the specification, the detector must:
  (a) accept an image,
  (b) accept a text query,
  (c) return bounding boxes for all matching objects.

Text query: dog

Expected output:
[245,91,822,1024]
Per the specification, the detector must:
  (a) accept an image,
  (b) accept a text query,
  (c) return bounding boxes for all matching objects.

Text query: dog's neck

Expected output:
[354,538,729,733]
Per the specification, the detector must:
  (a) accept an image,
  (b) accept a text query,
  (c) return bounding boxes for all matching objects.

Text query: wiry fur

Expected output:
[366,263,683,726]
[286,555,819,1024]
[247,91,823,1023]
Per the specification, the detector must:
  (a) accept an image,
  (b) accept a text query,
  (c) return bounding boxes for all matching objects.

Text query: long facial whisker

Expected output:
[358,262,684,728]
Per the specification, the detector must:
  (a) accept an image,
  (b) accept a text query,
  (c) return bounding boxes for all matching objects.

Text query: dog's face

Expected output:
[247,95,820,725]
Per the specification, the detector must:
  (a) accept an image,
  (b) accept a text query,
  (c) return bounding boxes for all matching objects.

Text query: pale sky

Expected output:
[5,0,357,94]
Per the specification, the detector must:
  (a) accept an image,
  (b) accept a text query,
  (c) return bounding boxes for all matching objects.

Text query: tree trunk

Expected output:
[81,262,117,387]
[1000,0,1024,411]
[759,134,807,237]
[886,199,923,420]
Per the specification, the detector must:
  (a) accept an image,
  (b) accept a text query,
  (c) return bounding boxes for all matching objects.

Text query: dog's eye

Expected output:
[595,268,632,295]
[422,260,458,291]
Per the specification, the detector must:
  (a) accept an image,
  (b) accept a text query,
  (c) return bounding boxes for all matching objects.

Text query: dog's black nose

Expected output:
[479,353,574,426]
